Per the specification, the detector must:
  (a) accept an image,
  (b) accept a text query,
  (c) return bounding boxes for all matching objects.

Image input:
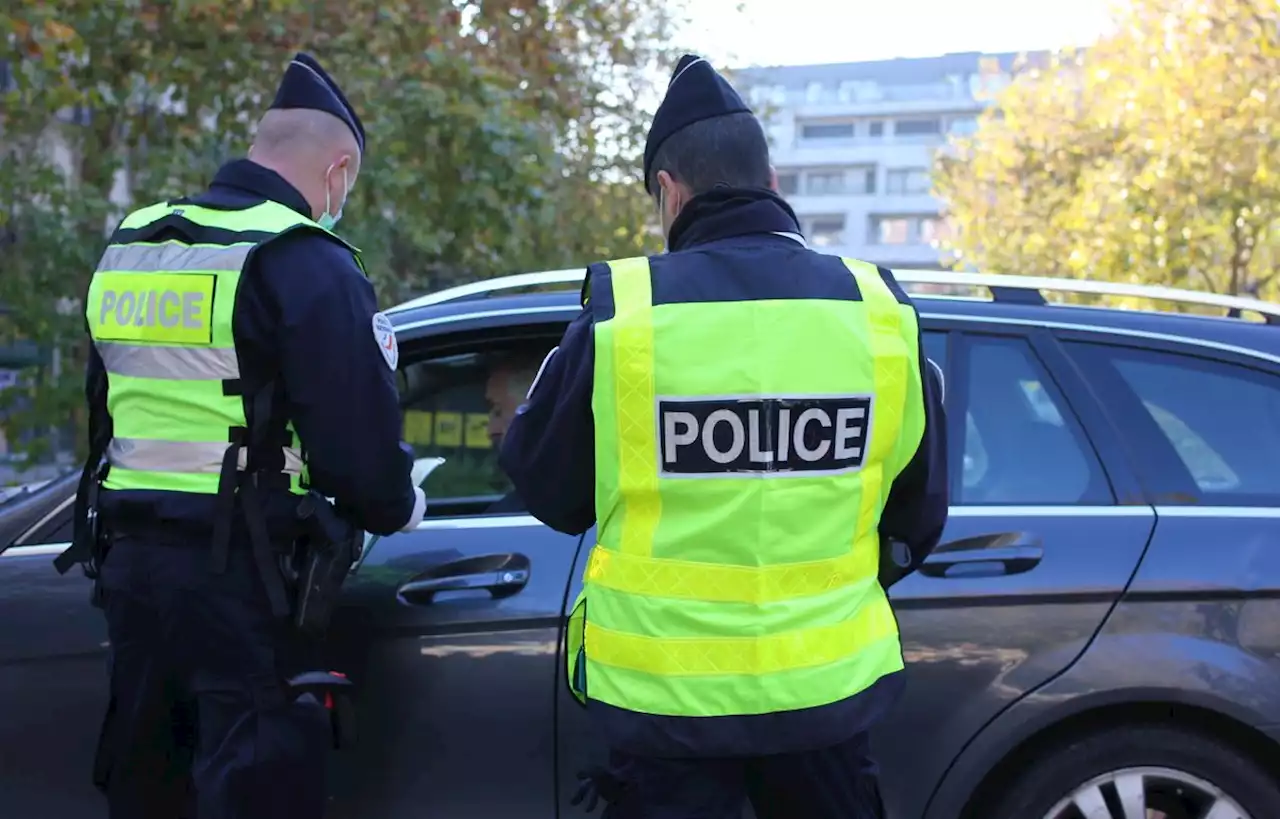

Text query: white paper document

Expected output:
[361,457,448,554]
[410,456,447,492]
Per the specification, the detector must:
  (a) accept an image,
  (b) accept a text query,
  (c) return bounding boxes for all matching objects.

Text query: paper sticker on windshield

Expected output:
[372,312,398,370]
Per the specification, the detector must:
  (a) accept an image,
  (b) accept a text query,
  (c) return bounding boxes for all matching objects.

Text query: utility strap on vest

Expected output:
[54,364,112,576]
[209,379,292,619]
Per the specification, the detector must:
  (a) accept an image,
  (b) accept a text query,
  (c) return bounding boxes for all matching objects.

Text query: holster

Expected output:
[54,357,113,603]
[54,460,113,608]
[292,492,363,639]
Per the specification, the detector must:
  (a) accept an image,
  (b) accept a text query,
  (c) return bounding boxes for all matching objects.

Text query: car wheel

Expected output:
[985,724,1280,819]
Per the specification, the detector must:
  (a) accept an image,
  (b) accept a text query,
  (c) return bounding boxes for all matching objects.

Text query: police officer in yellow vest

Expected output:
[500,54,949,818]
[59,54,427,819]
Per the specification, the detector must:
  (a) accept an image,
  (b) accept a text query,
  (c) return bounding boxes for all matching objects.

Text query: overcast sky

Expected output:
[687,0,1116,68]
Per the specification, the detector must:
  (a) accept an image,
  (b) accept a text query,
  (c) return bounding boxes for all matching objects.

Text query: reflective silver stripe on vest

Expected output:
[97,241,254,273]
[107,439,304,475]
[96,342,240,380]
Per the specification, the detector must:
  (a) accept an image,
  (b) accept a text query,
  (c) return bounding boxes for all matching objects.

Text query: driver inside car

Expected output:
[484,350,546,514]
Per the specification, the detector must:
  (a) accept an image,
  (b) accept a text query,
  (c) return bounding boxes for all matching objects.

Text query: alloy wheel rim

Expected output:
[1041,766,1250,819]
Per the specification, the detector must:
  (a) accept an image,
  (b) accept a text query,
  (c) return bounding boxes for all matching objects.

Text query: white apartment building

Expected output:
[736,51,1028,267]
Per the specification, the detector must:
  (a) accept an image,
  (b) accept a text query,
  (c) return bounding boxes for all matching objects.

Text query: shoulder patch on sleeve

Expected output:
[372,312,398,370]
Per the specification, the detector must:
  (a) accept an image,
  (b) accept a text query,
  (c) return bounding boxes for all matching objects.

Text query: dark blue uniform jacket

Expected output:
[93,160,416,537]
[499,187,949,757]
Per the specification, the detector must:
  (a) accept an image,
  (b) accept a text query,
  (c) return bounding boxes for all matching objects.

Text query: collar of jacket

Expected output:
[197,159,312,217]
[666,186,804,253]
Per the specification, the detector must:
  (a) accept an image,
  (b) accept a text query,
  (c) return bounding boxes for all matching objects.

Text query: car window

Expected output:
[398,339,557,516]
[1070,344,1280,505]
[959,335,1112,505]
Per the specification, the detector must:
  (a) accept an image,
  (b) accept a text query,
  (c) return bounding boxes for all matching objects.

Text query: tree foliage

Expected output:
[0,0,679,462]
[935,0,1280,300]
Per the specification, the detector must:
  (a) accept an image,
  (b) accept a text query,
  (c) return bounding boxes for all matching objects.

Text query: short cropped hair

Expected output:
[646,112,772,198]
[485,347,550,400]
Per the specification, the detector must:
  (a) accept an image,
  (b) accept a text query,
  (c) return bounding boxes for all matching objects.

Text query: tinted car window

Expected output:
[398,341,555,514]
[960,335,1112,505]
[1068,343,1280,505]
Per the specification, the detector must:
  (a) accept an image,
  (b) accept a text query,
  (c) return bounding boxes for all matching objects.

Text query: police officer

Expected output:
[500,54,948,819]
[60,53,426,819]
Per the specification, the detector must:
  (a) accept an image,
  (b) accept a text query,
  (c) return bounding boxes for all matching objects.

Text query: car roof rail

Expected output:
[388,269,584,313]
[389,266,1280,326]
[893,270,1280,325]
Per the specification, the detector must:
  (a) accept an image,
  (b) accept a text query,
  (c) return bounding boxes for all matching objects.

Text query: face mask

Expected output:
[318,163,349,231]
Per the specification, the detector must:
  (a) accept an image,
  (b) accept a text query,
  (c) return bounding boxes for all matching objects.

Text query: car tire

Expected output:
[984,724,1280,819]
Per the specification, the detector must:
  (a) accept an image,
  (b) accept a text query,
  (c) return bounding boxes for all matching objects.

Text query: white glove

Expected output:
[399,486,427,532]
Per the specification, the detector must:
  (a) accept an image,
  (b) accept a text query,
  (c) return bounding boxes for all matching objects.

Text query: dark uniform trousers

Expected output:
[599,732,885,819]
[97,530,330,819]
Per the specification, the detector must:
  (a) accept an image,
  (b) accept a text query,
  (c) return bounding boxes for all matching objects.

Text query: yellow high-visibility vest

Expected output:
[566,254,925,721]
[85,199,361,495]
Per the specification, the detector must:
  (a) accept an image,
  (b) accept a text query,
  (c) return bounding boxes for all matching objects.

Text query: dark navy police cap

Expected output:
[643,54,752,194]
[270,52,366,154]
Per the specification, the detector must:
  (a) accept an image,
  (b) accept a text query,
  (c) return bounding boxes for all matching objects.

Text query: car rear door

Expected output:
[1055,334,1280,717]
[874,321,1156,819]
[325,328,578,819]
[0,477,106,819]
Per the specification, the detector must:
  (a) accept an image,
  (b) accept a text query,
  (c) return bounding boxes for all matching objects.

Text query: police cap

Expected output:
[642,54,752,194]
[270,52,366,154]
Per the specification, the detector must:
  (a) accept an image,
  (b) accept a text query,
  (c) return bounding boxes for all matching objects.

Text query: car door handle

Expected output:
[397,553,531,605]
[918,532,1043,579]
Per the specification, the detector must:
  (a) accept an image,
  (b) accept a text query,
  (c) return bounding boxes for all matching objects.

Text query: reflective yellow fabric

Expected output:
[88,200,356,494]
[585,530,879,604]
[572,254,924,719]
[609,258,661,557]
[584,584,897,676]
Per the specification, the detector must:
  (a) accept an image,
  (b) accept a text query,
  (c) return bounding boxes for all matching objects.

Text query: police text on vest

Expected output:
[658,395,873,476]
[90,272,216,345]
[98,288,206,331]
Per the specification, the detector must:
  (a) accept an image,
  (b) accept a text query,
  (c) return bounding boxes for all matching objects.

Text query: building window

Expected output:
[749,84,788,106]
[873,217,913,245]
[861,167,876,194]
[799,122,854,140]
[894,118,943,137]
[868,121,884,137]
[776,172,799,195]
[805,171,846,195]
[802,216,846,247]
[797,167,875,196]
[870,214,946,245]
[886,168,932,196]
[920,217,952,245]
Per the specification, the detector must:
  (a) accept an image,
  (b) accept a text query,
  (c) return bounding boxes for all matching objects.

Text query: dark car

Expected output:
[5,268,1280,819]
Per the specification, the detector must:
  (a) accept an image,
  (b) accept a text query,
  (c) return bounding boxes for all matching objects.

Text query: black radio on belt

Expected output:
[292,492,364,637]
